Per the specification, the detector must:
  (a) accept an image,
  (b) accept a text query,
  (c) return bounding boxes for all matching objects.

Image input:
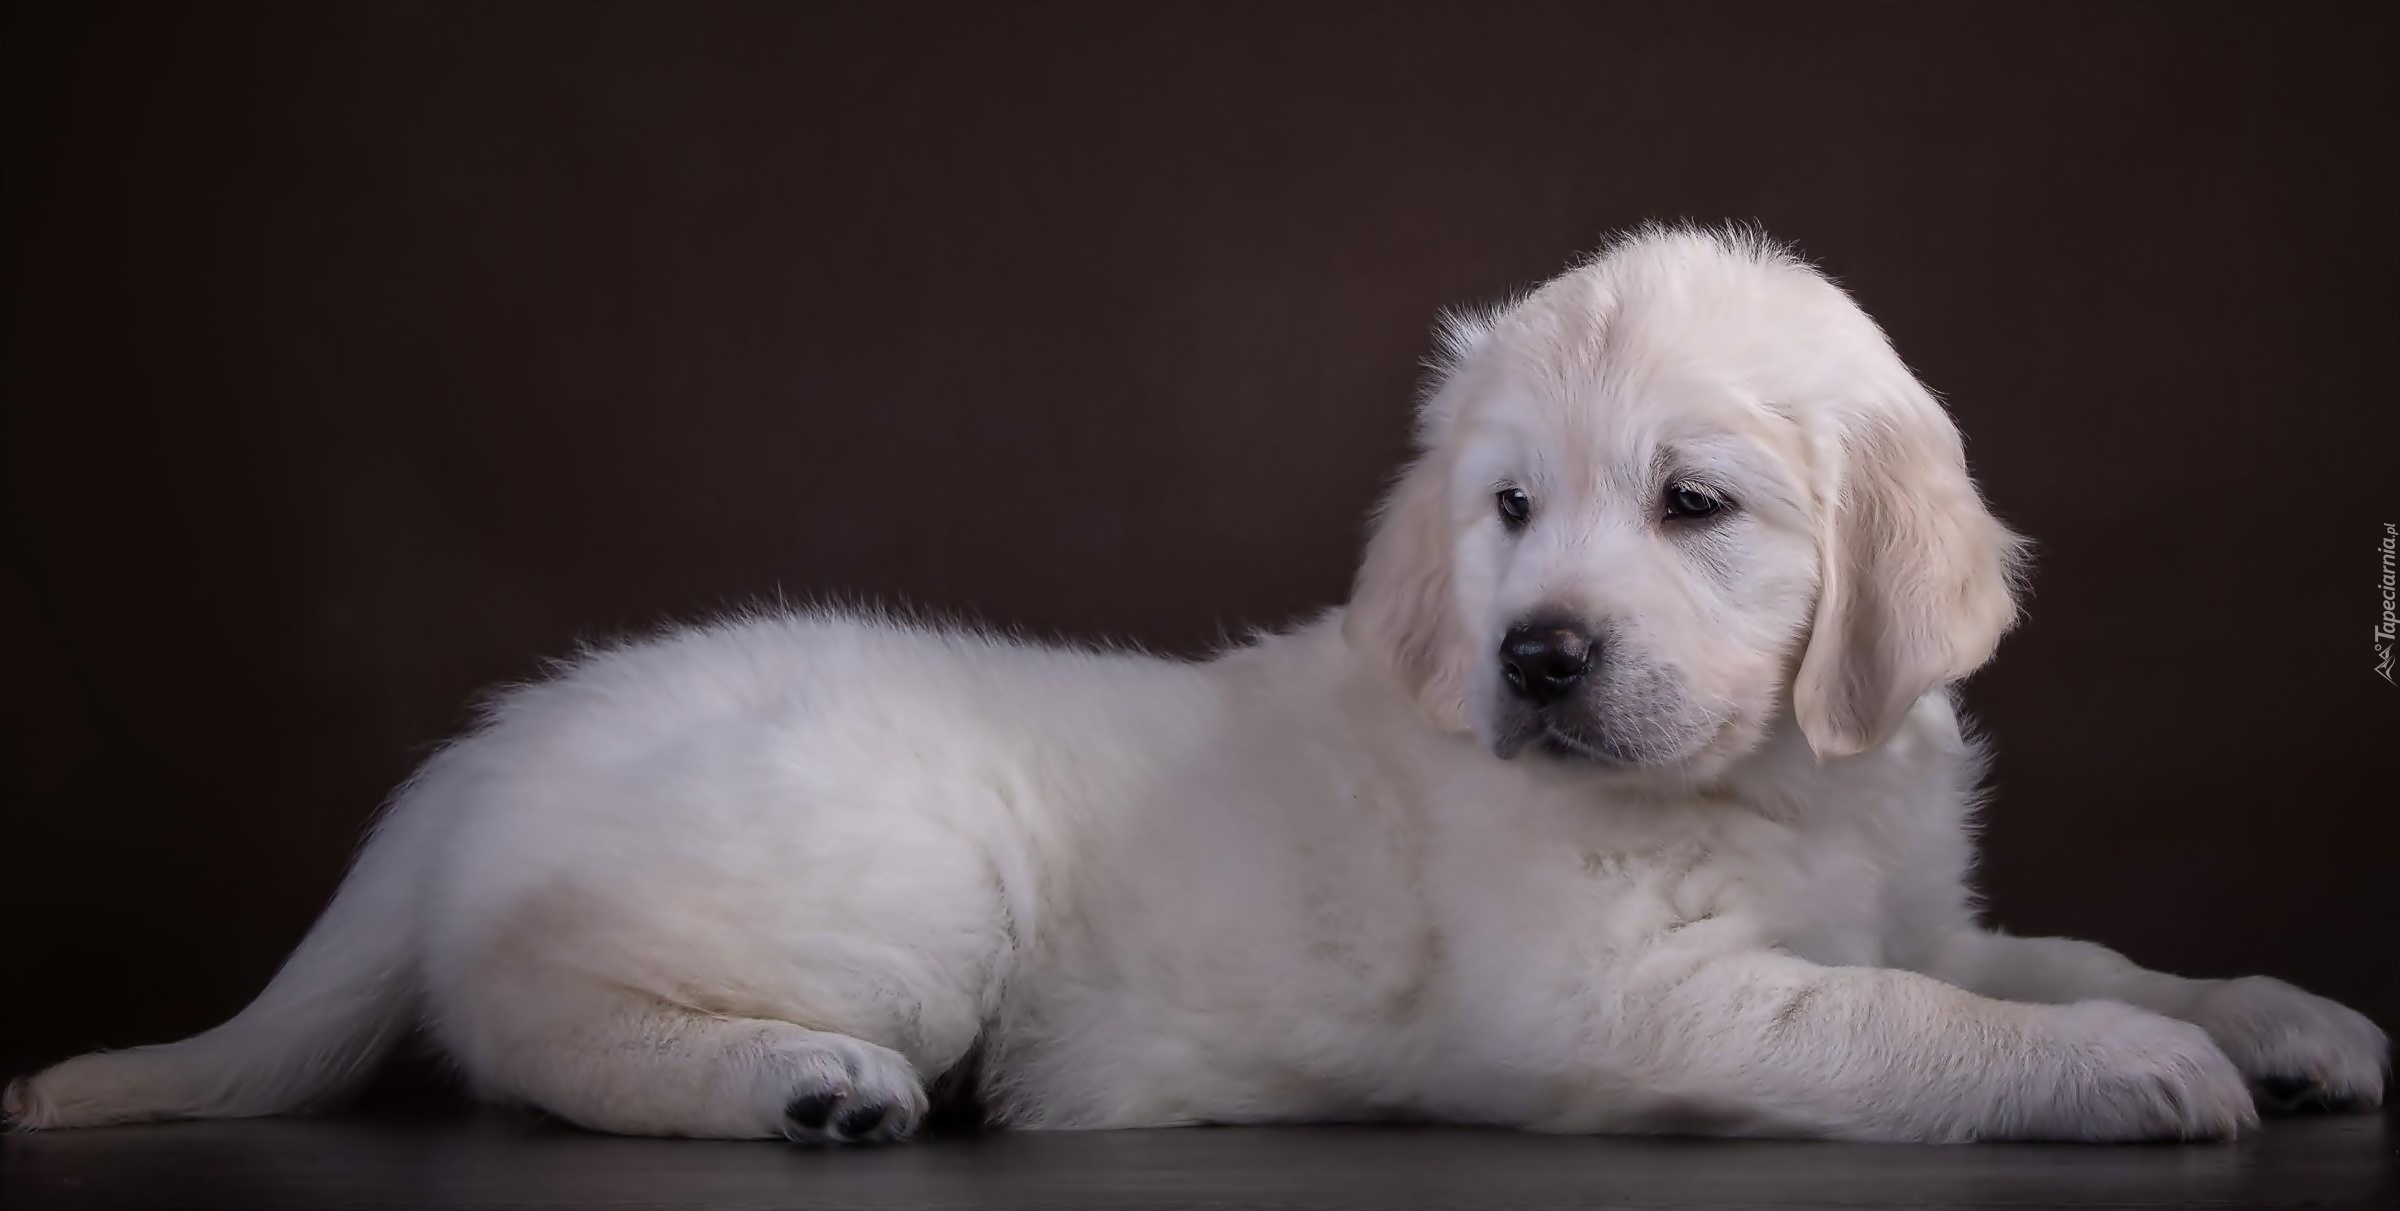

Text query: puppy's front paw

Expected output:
[2032,1001,2257,1142]
[2188,976,2388,1113]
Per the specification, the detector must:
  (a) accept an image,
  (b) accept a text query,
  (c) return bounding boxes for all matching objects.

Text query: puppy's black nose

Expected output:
[1499,622,1597,706]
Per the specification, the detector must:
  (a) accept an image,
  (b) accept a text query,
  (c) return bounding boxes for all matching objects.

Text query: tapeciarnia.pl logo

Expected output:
[2378,522,2397,685]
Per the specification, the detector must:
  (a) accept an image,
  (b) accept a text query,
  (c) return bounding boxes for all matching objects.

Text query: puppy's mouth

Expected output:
[1490,700,1732,771]
[1491,714,1636,767]
[1535,728,1625,763]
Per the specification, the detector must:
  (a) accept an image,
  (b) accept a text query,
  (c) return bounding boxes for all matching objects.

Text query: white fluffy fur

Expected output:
[10,227,2385,1143]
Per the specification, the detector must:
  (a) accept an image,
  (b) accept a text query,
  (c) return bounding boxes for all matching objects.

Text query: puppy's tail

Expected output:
[5,753,461,1130]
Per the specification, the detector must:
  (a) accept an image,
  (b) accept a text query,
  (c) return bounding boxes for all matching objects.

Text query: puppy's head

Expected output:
[1347,226,2025,780]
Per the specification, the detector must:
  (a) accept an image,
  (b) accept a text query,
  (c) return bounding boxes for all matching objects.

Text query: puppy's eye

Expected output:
[1496,487,1532,530]
[1663,484,1726,521]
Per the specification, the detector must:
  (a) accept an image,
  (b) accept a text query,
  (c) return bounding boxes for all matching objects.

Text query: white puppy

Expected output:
[10,227,2384,1144]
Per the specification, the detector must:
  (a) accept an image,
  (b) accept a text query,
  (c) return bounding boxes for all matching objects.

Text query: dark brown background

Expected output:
[5,3,2395,1083]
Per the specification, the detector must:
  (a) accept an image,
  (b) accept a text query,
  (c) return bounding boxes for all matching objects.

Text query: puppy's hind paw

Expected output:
[2,1077,36,1131]
[782,1086,913,1145]
[775,1038,926,1146]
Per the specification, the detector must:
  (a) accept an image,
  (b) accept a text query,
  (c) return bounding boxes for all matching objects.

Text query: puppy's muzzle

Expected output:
[1499,619,1599,707]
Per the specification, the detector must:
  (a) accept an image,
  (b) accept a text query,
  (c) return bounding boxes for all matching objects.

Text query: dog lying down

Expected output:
[9,226,2385,1144]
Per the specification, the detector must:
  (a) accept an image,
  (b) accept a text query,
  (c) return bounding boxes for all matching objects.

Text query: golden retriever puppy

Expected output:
[12,226,2384,1143]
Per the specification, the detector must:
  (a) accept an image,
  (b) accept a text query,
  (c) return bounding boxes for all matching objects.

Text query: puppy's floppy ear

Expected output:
[1793,376,2027,759]
[1344,309,1498,733]
[1347,445,1471,731]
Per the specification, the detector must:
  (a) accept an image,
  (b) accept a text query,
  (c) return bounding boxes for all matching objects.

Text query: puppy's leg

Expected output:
[1583,948,2254,1142]
[1916,929,2388,1112]
[457,984,930,1143]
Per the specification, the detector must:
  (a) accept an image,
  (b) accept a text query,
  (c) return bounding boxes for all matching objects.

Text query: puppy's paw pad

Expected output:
[783,1091,841,1132]
[2252,1073,2343,1112]
[835,1101,891,1138]
[781,1086,909,1145]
